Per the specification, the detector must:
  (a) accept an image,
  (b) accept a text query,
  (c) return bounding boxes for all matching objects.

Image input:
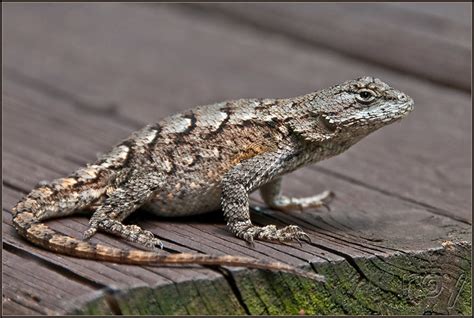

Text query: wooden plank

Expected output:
[2,300,39,316]
[188,2,471,91]
[2,249,111,315]
[388,2,472,23]
[3,3,470,222]
[3,3,471,315]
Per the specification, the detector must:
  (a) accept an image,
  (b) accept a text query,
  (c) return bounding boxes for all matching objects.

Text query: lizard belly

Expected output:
[145,183,222,217]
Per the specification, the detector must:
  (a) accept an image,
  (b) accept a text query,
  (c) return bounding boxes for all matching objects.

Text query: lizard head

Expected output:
[317,76,414,137]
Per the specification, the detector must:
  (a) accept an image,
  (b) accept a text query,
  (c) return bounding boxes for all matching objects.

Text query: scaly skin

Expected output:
[12,76,414,281]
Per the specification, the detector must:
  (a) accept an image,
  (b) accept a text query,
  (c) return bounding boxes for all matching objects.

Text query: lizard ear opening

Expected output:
[313,113,337,133]
[286,114,338,143]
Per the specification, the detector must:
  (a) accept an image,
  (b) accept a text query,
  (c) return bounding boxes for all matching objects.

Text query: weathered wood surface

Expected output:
[2,3,471,315]
[192,2,472,91]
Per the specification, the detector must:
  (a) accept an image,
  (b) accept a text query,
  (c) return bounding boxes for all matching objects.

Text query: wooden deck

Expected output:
[2,3,471,315]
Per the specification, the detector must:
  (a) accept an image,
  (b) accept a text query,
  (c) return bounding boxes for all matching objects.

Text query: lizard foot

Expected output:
[233,223,311,246]
[126,224,164,250]
[83,220,164,250]
[269,190,334,213]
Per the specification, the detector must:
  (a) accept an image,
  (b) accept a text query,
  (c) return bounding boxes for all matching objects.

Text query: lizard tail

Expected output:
[14,209,324,281]
[12,164,324,282]
[12,162,114,250]
[13,210,324,282]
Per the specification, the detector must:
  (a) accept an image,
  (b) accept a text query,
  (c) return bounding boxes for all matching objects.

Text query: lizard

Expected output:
[12,76,414,282]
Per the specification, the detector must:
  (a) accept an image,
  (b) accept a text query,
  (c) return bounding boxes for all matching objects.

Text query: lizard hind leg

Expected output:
[83,170,165,250]
[260,177,334,213]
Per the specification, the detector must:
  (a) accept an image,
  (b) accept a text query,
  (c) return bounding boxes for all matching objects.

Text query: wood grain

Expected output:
[188,3,472,91]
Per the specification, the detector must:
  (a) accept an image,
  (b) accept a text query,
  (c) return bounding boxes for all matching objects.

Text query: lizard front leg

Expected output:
[221,145,311,245]
[260,177,334,213]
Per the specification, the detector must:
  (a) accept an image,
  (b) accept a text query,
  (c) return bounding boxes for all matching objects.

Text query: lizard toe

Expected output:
[277,225,311,244]
[140,237,164,251]
[82,227,97,240]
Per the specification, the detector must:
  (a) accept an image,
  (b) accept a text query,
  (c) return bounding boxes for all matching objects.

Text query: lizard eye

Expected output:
[356,89,376,104]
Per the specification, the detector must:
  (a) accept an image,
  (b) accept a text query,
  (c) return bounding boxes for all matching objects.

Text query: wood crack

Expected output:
[205,266,251,315]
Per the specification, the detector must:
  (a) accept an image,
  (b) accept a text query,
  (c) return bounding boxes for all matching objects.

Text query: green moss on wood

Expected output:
[69,296,114,315]
[72,242,471,315]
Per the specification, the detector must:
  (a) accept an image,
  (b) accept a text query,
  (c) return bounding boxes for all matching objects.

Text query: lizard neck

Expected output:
[293,135,363,168]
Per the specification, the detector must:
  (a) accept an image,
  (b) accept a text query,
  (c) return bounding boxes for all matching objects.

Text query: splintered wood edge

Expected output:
[70,241,471,315]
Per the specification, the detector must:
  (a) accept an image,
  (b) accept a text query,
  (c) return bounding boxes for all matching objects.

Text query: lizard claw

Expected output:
[294,237,303,247]
[247,237,256,248]
[299,233,312,244]
[143,238,164,251]
[322,202,331,212]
